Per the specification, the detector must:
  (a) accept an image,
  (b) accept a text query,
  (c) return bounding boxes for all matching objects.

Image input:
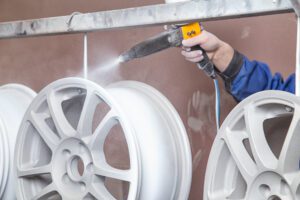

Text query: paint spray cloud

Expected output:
[87,56,123,86]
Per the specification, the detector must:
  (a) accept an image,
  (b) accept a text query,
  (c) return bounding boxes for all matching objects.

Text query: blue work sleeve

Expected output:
[218,51,295,102]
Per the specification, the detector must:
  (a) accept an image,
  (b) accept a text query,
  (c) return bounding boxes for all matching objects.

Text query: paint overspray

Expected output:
[86,54,123,86]
[79,32,123,84]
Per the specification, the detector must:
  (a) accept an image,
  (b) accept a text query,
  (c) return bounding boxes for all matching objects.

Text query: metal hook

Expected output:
[66,12,82,31]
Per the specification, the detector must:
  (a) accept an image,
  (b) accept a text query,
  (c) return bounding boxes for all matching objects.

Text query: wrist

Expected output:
[212,42,234,72]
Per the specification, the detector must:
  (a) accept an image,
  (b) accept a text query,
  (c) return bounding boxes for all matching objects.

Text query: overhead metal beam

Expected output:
[0,0,294,39]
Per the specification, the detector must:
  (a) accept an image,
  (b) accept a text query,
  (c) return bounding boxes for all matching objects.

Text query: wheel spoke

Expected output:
[89,183,116,200]
[278,106,300,173]
[93,163,132,182]
[17,164,51,178]
[31,183,57,200]
[29,112,59,151]
[88,110,118,149]
[47,92,77,138]
[285,171,300,193]
[223,129,258,184]
[245,105,278,170]
[77,89,99,137]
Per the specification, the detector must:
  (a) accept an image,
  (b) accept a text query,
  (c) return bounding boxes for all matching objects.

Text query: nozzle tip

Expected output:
[119,48,137,63]
[118,53,131,63]
[117,56,124,63]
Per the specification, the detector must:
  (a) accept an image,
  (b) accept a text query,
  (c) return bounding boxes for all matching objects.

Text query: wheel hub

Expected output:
[248,171,292,200]
[53,138,93,197]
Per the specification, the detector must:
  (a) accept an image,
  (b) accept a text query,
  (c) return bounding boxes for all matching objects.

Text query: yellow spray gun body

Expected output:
[181,22,202,39]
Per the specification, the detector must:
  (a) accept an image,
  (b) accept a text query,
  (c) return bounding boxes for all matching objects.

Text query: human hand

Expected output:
[181,30,234,72]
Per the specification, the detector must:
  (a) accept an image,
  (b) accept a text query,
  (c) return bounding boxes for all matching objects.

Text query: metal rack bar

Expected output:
[0,0,293,39]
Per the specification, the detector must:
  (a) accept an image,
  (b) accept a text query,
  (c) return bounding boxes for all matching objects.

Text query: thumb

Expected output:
[182,30,209,47]
[182,35,202,47]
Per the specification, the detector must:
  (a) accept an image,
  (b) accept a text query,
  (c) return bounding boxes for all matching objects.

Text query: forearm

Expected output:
[211,42,234,73]
[219,52,295,101]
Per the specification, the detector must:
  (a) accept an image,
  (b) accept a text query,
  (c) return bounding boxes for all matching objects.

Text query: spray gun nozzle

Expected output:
[119,50,136,63]
[117,55,125,63]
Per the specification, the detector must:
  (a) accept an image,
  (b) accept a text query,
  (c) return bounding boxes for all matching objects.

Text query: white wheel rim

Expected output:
[0,117,9,197]
[15,78,192,200]
[108,81,192,200]
[204,91,300,200]
[0,84,36,200]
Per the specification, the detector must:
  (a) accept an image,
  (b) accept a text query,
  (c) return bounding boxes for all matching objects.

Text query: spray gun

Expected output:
[119,22,220,129]
[119,22,216,79]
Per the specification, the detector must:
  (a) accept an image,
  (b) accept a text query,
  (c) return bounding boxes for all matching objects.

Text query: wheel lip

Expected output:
[0,83,36,99]
[108,81,192,199]
[204,90,300,200]
[0,117,8,198]
[14,77,140,200]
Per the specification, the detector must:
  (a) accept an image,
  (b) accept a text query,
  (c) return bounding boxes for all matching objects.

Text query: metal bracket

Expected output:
[290,0,300,15]
[0,0,293,39]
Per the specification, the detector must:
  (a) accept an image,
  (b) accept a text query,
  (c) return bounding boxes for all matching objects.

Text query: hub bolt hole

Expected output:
[260,184,271,197]
[63,149,71,157]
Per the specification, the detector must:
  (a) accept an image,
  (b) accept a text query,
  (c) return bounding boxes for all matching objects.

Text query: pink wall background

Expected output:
[0,0,297,199]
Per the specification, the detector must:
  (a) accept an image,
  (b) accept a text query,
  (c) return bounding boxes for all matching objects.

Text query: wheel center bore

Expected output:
[248,171,292,200]
[67,155,85,181]
[268,195,281,200]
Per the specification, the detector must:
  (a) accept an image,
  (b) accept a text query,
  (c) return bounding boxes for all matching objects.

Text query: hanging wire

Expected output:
[83,33,88,79]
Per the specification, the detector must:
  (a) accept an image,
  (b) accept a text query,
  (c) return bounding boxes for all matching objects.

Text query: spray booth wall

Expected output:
[0,0,297,199]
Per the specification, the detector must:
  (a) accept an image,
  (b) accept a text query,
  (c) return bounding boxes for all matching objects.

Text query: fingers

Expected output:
[186,56,204,63]
[181,50,202,59]
[181,50,204,63]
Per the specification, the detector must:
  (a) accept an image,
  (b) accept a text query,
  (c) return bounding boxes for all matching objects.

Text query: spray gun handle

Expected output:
[191,45,216,79]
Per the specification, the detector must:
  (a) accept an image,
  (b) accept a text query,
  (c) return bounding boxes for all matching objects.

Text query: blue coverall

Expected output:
[219,51,295,102]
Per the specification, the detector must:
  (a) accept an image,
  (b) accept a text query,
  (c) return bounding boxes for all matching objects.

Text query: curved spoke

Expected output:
[93,163,132,182]
[29,112,60,151]
[31,183,57,200]
[245,105,278,170]
[223,129,257,184]
[89,183,116,200]
[47,92,77,138]
[286,171,300,193]
[17,164,51,178]
[278,106,300,173]
[88,110,118,149]
[77,89,99,137]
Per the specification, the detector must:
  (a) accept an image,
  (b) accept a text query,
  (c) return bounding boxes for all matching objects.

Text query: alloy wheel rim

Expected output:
[15,78,192,200]
[204,91,300,200]
[0,84,36,199]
